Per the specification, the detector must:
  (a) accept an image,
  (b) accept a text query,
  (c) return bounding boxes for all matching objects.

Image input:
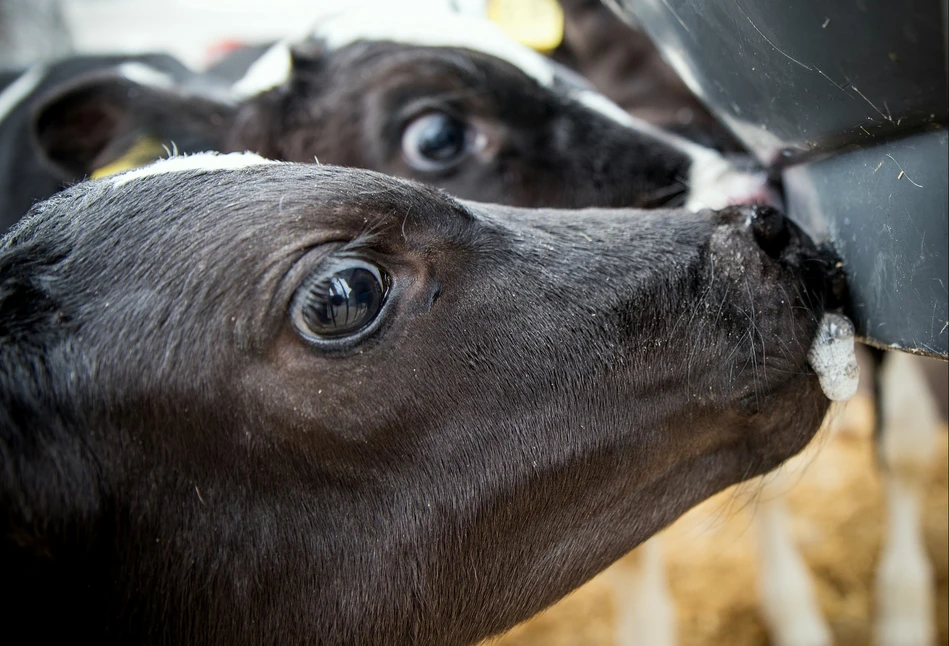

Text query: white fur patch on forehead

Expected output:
[111,152,278,188]
[312,10,555,86]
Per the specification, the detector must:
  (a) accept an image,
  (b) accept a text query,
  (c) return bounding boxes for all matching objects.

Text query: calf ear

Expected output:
[289,40,328,81]
[229,40,327,99]
[31,71,237,180]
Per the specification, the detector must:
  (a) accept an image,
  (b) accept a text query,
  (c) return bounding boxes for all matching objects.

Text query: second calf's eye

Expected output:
[401,112,471,172]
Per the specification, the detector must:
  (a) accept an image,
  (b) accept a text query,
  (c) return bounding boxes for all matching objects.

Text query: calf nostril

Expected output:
[750,205,791,258]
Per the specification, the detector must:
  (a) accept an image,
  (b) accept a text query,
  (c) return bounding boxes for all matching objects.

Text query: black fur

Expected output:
[231,42,692,209]
[1,161,832,645]
[3,38,705,229]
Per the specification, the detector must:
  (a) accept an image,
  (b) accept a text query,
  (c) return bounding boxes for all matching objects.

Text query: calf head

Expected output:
[30,12,767,212]
[1,155,835,645]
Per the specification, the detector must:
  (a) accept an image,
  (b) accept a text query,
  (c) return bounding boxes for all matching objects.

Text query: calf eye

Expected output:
[401,112,470,172]
[291,260,389,341]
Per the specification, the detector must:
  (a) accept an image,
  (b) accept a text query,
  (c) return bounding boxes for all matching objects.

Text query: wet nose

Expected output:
[738,204,847,310]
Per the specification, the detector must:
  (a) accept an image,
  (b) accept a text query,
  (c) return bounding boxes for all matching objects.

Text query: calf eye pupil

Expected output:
[293,264,388,341]
[401,112,471,171]
[417,114,465,160]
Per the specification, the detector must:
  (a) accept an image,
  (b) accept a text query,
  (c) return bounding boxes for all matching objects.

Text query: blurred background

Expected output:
[1,0,489,69]
[2,1,947,645]
[494,393,948,646]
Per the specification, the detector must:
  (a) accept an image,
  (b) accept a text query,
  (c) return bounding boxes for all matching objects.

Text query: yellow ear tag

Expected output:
[486,0,565,54]
[90,136,168,179]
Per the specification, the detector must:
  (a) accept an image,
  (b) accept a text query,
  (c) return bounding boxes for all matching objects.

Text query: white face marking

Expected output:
[312,8,555,86]
[232,41,294,99]
[111,152,278,188]
[684,148,772,211]
[0,65,46,125]
[116,62,175,89]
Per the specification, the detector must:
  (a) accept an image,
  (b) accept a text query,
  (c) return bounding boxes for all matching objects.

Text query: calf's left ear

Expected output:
[31,70,237,180]
[228,39,328,99]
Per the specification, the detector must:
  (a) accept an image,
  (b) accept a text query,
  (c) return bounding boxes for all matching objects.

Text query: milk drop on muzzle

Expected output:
[807,313,860,402]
